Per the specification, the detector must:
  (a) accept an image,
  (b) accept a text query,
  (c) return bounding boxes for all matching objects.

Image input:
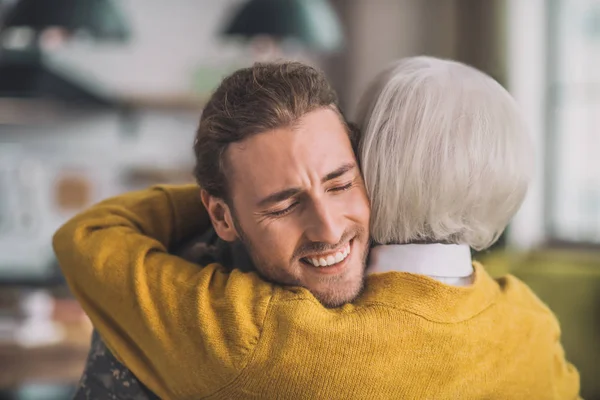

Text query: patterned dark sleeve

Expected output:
[73,331,159,400]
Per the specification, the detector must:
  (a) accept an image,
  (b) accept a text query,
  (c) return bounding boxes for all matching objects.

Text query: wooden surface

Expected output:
[0,320,91,388]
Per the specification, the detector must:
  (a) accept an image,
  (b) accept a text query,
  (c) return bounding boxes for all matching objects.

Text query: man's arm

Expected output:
[53,185,276,400]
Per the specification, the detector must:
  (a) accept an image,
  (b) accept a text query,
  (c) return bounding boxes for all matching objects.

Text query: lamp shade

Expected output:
[223,0,344,52]
[0,0,130,41]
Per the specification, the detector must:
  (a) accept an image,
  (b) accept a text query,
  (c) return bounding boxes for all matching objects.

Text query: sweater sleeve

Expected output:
[549,317,581,399]
[512,277,581,399]
[52,185,275,400]
[554,348,581,399]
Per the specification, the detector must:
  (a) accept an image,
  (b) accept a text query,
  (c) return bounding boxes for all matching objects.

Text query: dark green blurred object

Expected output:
[223,0,343,52]
[0,0,130,41]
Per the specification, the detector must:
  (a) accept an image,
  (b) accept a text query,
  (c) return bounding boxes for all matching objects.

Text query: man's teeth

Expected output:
[307,243,351,267]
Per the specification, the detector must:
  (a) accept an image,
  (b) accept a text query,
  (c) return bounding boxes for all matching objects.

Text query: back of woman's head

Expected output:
[356,56,533,251]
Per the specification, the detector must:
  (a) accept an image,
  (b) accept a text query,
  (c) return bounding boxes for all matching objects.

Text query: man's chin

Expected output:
[305,254,368,307]
[314,290,363,309]
[309,278,365,308]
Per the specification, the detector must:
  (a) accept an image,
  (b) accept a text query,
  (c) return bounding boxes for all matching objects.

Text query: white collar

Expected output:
[367,243,473,278]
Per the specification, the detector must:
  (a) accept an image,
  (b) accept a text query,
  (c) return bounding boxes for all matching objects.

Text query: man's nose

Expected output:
[303,200,344,245]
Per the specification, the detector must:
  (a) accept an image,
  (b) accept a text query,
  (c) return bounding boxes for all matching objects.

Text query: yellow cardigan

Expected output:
[53,185,580,400]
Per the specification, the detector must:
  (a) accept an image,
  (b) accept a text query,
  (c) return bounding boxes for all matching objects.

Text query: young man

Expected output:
[57,61,373,399]
[54,60,579,399]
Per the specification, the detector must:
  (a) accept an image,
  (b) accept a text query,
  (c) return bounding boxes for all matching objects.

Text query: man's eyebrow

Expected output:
[257,187,302,208]
[256,163,356,208]
[322,162,357,183]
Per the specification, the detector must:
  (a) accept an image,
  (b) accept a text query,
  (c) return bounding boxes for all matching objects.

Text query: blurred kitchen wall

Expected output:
[45,0,247,97]
[324,0,504,117]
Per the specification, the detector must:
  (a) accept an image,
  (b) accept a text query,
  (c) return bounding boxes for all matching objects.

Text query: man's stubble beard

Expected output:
[230,209,369,308]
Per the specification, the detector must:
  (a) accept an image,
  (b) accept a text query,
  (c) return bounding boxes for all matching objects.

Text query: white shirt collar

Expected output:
[367,243,473,278]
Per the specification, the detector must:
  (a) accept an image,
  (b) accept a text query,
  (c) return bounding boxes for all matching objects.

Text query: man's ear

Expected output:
[200,189,238,242]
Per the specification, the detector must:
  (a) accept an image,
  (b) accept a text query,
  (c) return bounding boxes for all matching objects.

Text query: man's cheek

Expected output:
[344,191,371,221]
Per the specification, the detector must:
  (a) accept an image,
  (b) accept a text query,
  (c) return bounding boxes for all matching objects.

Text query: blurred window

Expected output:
[547,0,600,244]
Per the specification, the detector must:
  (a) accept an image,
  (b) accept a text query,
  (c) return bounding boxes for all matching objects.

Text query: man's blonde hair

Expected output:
[356,56,533,250]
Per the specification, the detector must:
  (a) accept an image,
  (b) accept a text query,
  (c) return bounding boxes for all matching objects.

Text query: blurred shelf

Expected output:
[0,92,206,126]
[0,98,109,126]
[0,320,91,388]
[119,93,207,112]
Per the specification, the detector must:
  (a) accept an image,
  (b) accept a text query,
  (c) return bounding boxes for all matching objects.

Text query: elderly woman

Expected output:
[54,58,579,399]
[358,56,532,282]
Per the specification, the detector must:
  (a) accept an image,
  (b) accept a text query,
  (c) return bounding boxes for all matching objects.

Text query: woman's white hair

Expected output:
[356,56,533,250]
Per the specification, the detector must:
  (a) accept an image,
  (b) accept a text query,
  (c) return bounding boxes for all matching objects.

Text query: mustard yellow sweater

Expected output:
[53,185,580,400]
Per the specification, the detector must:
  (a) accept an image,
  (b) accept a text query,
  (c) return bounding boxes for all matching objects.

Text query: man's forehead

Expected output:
[226,108,355,185]
[230,150,357,196]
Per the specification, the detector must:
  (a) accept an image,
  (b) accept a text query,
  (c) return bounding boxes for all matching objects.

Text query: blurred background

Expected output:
[0,0,598,399]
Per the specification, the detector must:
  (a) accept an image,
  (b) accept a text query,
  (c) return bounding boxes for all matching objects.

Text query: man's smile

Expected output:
[301,241,352,268]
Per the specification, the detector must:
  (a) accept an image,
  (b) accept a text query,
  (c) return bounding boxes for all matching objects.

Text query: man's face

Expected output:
[223,108,370,307]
